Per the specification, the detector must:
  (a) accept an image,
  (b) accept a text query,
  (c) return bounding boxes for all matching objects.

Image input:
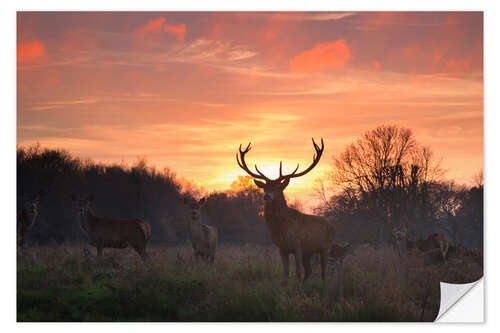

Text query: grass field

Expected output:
[17,243,482,322]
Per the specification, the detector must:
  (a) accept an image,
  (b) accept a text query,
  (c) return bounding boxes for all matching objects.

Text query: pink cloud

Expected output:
[137,17,166,34]
[445,58,471,73]
[164,24,186,42]
[136,18,186,42]
[372,60,381,70]
[289,39,351,72]
[17,40,46,64]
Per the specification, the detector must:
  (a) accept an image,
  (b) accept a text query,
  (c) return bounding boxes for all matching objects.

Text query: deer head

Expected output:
[392,225,408,242]
[183,196,206,221]
[72,194,95,221]
[21,192,41,220]
[236,138,324,204]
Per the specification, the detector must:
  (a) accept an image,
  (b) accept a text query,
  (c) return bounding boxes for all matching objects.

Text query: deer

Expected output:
[72,194,151,262]
[183,196,218,264]
[328,242,355,299]
[17,191,42,248]
[392,225,450,261]
[329,242,355,269]
[236,138,335,281]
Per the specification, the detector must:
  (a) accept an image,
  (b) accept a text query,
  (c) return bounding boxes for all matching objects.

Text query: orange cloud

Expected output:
[289,39,351,72]
[445,58,470,73]
[137,17,166,34]
[372,60,381,70]
[136,17,186,42]
[264,30,276,40]
[164,24,186,42]
[17,40,46,64]
[262,13,301,64]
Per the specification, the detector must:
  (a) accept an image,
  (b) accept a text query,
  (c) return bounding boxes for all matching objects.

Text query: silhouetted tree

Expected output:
[317,125,446,245]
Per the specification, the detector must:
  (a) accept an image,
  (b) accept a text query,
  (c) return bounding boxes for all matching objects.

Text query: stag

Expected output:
[183,196,218,264]
[17,192,42,247]
[236,138,335,281]
[392,226,451,261]
[72,194,151,262]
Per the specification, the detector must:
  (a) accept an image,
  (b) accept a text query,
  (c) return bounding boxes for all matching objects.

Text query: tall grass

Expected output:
[17,244,481,322]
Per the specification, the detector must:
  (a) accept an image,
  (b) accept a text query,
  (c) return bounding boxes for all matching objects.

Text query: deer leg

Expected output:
[19,224,28,248]
[193,249,200,262]
[279,249,290,281]
[440,240,449,261]
[141,251,150,263]
[19,235,26,248]
[338,259,345,301]
[294,249,303,280]
[133,244,150,263]
[96,239,103,257]
[320,248,328,281]
[302,254,312,281]
[204,252,210,264]
[209,251,215,264]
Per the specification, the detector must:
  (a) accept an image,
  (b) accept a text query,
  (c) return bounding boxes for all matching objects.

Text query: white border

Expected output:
[437,279,484,322]
[3,0,498,331]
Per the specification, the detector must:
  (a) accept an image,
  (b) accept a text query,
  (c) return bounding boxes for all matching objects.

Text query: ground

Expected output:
[17,243,482,322]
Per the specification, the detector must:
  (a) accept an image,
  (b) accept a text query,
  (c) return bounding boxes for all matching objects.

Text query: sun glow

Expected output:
[17,12,483,201]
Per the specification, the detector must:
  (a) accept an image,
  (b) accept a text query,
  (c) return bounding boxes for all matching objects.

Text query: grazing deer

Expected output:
[17,192,42,247]
[392,225,450,261]
[329,242,355,300]
[72,194,151,262]
[236,138,335,281]
[329,243,355,268]
[183,196,218,264]
[318,242,355,274]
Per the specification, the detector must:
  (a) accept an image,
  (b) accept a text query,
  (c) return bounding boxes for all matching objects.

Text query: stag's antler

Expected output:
[236,143,271,181]
[277,138,324,180]
[236,138,324,182]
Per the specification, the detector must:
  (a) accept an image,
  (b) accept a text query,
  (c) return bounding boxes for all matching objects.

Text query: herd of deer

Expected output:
[17,138,453,281]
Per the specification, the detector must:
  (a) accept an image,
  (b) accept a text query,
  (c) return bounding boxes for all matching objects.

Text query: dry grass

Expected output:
[17,243,482,322]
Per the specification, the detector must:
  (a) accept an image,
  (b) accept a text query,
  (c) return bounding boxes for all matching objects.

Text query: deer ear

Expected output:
[254,180,265,188]
[88,194,95,202]
[199,197,206,206]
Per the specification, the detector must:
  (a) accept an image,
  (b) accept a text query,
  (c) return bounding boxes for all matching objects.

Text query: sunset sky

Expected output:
[17,12,483,206]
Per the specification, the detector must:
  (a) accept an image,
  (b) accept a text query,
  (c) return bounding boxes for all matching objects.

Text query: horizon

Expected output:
[17,12,483,210]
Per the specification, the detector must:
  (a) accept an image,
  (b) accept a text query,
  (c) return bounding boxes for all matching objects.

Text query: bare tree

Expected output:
[321,125,444,243]
[472,169,483,188]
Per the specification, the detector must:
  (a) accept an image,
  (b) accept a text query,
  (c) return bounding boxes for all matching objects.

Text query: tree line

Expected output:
[17,144,270,246]
[313,125,483,249]
[17,125,483,249]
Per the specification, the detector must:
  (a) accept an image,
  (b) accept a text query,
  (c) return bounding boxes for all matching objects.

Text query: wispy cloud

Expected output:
[272,12,355,21]
[27,99,99,111]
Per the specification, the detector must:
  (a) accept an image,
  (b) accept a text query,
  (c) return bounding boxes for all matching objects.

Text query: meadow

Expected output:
[16,243,482,322]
